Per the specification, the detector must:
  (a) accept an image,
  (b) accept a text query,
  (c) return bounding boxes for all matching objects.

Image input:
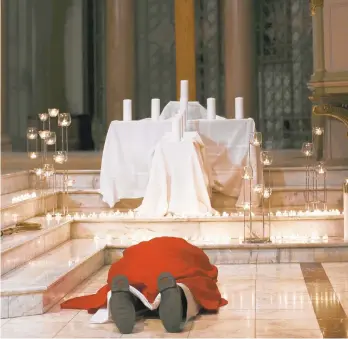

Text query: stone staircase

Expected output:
[1,166,347,319]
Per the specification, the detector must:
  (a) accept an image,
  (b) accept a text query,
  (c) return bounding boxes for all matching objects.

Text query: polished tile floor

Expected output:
[1,263,348,338]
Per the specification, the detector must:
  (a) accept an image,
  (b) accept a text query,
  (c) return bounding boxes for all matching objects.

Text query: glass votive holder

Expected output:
[312,126,324,136]
[43,164,55,177]
[253,184,264,194]
[242,165,253,180]
[263,187,273,199]
[34,168,44,177]
[301,142,314,157]
[38,113,49,122]
[66,178,75,187]
[53,151,67,164]
[250,132,262,147]
[28,152,38,159]
[48,108,59,118]
[45,131,56,145]
[243,202,251,211]
[260,151,273,166]
[58,113,72,127]
[316,162,326,175]
[39,130,50,139]
[27,127,38,140]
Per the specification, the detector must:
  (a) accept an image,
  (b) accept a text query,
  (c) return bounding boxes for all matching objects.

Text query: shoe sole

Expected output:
[158,272,183,333]
[110,275,136,334]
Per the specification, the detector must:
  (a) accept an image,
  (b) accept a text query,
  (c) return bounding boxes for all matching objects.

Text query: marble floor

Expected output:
[1,263,348,338]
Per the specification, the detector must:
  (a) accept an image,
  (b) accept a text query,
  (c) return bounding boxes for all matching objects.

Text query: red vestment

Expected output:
[61,237,228,313]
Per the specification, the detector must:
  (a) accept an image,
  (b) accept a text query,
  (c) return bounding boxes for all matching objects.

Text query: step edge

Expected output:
[0,241,105,296]
[72,214,343,223]
[105,239,348,251]
[1,170,30,179]
[1,219,72,255]
[1,190,58,211]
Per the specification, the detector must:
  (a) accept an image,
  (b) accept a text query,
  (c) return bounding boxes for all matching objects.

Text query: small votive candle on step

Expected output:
[207,98,216,120]
[123,99,132,121]
[151,98,160,121]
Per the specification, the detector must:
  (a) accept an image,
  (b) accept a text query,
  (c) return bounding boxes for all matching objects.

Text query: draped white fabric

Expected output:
[136,132,214,217]
[100,118,260,208]
[100,120,172,207]
[186,119,260,207]
[159,101,225,120]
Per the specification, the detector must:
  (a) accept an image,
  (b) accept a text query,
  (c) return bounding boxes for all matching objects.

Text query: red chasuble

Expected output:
[61,237,228,313]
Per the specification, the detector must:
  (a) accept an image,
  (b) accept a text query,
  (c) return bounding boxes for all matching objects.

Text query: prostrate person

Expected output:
[61,236,228,334]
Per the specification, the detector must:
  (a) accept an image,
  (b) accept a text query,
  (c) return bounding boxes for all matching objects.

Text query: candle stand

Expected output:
[301,127,327,211]
[27,110,72,217]
[242,132,273,243]
[344,179,348,241]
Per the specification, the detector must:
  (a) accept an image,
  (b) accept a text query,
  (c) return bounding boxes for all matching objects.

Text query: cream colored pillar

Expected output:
[310,0,325,82]
[1,0,11,151]
[105,0,134,126]
[224,0,256,120]
[175,0,196,100]
[309,0,325,160]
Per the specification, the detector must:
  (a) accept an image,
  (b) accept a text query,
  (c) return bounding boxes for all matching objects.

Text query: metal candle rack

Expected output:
[242,132,273,243]
[301,127,327,211]
[26,110,72,217]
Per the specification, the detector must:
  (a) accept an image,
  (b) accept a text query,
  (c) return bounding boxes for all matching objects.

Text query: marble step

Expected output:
[106,238,348,265]
[51,166,348,191]
[2,160,348,189]
[264,165,348,187]
[72,213,344,243]
[1,171,31,195]
[0,239,105,319]
[1,189,58,229]
[62,186,343,210]
[1,216,72,275]
[251,186,342,209]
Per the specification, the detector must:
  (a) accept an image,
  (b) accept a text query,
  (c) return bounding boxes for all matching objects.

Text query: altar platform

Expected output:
[1,166,347,318]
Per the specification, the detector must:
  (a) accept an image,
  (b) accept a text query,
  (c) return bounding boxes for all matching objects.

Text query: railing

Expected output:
[312,104,348,137]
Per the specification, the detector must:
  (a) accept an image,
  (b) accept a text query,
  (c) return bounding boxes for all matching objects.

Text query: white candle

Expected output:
[151,98,160,121]
[123,99,132,121]
[235,97,244,119]
[177,112,184,139]
[180,80,189,99]
[344,180,348,240]
[172,116,181,142]
[179,97,188,131]
[207,98,216,120]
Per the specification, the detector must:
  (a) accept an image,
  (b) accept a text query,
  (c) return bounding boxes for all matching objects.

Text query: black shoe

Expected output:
[157,272,183,333]
[110,275,136,334]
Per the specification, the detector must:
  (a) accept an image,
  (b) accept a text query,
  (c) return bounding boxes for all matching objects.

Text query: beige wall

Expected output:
[311,0,348,161]
[323,0,348,73]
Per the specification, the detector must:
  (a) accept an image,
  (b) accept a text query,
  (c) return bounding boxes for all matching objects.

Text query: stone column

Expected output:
[175,0,196,100]
[105,0,135,126]
[224,0,256,120]
[310,0,325,82]
[1,0,12,150]
[309,0,325,160]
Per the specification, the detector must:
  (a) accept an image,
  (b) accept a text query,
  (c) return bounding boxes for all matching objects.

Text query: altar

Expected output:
[100,102,261,216]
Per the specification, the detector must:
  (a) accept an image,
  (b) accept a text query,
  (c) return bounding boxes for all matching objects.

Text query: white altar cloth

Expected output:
[100,118,260,208]
[100,120,172,207]
[160,101,225,120]
[136,132,213,217]
[186,119,260,207]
